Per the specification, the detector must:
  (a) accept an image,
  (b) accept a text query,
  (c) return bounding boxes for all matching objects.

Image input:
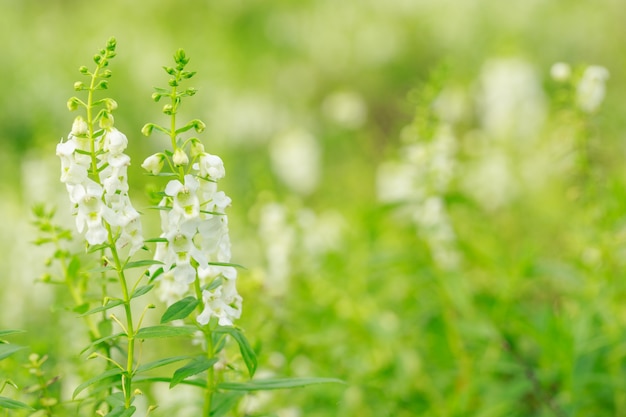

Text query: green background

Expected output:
[1,0,626,415]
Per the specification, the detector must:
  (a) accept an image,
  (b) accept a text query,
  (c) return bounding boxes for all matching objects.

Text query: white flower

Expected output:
[103,128,128,155]
[100,153,130,195]
[57,140,89,185]
[194,153,225,179]
[71,179,110,245]
[141,153,165,175]
[165,175,200,221]
[197,282,242,326]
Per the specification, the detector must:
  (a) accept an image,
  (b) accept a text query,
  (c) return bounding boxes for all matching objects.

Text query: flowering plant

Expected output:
[8,37,342,417]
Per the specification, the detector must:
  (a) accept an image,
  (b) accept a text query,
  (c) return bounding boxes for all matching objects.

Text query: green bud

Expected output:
[185,88,197,96]
[67,97,80,111]
[141,123,155,136]
[79,66,89,74]
[162,104,174,115]
[96,80,108,90]
[181,71,196,79]
[163,66,176,76]
[98,111,114,129]
[107,37,117,50]
[151,92,162,102]
[101,69,112,78]
[189,138,205,157]
[174,49,188,65]
[193,119,206,133]
[74,81,85,91]
[94,54,102,64]
[104,98,118,112]
[168,79,179,87]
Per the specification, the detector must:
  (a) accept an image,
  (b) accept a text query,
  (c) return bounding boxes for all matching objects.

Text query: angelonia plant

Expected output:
[13,37,340,417]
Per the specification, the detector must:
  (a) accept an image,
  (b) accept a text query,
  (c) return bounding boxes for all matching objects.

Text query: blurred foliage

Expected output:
[2,0,626,416]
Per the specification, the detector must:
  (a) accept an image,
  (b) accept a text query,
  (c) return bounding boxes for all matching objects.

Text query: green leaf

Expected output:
[80,332,124,354]
[131,284,154,299]
[132,375,206,388]
[0,330,25,338]
[67,256,80,277]
[105,392,125,408]
[80,299,123,317]
[87,243,111,253]
[73,368,123,398]
[73,303,90,315]
[143,237,168,243]
[123,260,164,270]
[135,355,191,374]
[214,327,257,377]
[171,356,219,388]
[135,325,197,339]
[218,377,346,391]
[160,297,199,323]
[89,265,114,273]
[207,262,246,269]
[210,392,244,417]
[104,405,136,417]
[0,344,26,361]
[0,396,34,410]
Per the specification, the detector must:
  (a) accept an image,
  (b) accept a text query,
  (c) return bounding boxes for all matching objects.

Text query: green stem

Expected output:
[106,223,136,409]
[194,278,214,416]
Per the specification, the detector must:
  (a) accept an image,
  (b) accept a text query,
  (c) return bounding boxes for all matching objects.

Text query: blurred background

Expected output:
[2,0,626,415]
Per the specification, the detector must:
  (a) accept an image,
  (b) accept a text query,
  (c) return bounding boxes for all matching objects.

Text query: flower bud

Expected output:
[141,123,154,136]
[71,116,88,136]
[99,111,114,129]
[190,139,205,158]
[193,119,206,133]
[141,153,165,175]
[173,148,189,166]
[67,97,80,111]
[74,81,85,91]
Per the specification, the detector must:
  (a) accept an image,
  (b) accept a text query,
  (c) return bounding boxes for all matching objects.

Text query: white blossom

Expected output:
[152,146,241,326]
[57,121,143,253]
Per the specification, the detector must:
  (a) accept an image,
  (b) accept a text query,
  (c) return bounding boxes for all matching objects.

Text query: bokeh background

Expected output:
[2,0,626,416]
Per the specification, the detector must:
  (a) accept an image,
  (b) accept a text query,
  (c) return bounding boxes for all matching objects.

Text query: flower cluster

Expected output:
[146,148,242,326]
[57,117,143,254]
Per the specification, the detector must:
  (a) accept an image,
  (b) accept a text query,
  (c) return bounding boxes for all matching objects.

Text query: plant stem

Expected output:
[194,278,214,416]
[106,223,136,409]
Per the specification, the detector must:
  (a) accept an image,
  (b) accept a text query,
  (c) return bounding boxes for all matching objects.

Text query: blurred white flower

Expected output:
[270,129,321,195]
[322,90,367,129]
[550,62,572,82]
[577,65,609,113]
[477,58,546,141]
[376,124,460,270]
